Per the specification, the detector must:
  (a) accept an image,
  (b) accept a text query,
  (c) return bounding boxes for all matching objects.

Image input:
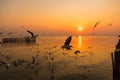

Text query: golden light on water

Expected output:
[78,36,82,48]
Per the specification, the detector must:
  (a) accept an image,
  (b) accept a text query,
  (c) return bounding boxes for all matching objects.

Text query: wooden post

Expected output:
[112,39,120,80]
[111,53,115,80]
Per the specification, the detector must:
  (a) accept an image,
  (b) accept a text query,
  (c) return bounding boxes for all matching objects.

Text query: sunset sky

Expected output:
[0,0,120,36]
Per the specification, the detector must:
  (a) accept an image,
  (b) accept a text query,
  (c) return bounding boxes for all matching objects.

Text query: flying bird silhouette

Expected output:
[74,50,80,55]
[26,30,38,39]
[92,21,100,30]
[26,30,35,37]
[61,36,72,50]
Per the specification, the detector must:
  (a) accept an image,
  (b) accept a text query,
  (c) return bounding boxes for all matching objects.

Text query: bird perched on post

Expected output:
[61,36,72,50]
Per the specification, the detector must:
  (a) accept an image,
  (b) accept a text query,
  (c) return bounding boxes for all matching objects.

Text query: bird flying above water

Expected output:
[26,30,38,38]
[74,50,80,55]
[26,30,35,37]
[61,36,72,50]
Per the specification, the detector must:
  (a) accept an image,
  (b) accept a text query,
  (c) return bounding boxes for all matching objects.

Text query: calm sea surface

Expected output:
[0,36,119,80]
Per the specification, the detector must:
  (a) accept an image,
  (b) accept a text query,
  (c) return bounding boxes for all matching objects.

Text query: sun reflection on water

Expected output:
[78,36,82,48]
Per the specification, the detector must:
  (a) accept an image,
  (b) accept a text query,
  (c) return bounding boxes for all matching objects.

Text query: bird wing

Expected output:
[26,30,34,37]
[64,36,72,46]
[93,21,100,30]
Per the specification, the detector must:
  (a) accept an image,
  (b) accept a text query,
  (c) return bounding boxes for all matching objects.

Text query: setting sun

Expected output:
[77,27,83,31]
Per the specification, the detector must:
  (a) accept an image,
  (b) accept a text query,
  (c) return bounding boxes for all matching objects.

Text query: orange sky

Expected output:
[0,0,120,36]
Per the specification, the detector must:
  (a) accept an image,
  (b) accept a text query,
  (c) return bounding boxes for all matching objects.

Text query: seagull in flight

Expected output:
[74,50,80,55]
[26,30,38,38]
[92,21,100,30]
[61,36,72,50]
[26,30,35,37]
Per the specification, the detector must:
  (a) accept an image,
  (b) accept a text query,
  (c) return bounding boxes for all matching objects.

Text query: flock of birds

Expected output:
[0,52,39,71]
[92,21,113,35]
[0,22,113,80]
[0,39,96,80]
[0,50,43,80]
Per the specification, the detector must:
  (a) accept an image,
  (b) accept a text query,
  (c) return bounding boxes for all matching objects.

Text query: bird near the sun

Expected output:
[92,21,100,30]
[61,36,72,50]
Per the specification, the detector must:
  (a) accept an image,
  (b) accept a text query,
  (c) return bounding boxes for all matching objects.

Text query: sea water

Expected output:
[0,36,119,80]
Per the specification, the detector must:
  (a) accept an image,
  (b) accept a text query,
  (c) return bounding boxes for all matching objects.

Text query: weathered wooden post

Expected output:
[111,52,115,80]
[112,39,120,80]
